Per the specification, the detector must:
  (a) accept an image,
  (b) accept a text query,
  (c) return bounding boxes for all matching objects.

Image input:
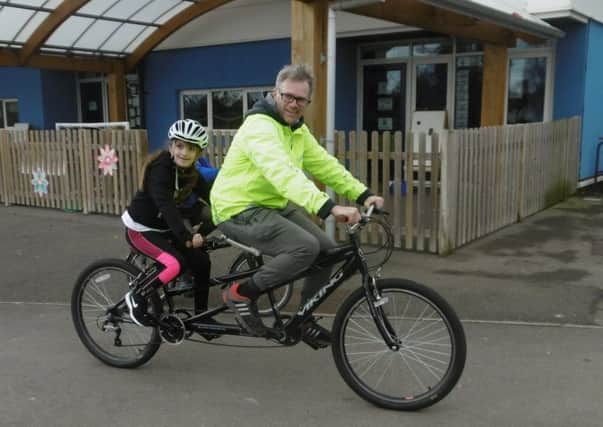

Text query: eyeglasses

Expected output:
[278,90,311,107]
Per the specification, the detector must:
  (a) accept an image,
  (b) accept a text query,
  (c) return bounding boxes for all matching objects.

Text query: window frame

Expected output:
[357,37,557,132]
[0,98,19,128]
[180,86,273,130]
[504,45,555,124]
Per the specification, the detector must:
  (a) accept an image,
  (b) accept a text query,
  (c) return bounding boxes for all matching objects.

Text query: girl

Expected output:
[122,119,212,326]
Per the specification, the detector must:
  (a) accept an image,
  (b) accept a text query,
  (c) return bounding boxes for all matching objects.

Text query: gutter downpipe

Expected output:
[325,0,385,238]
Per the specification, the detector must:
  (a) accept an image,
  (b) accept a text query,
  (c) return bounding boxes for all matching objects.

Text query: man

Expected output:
[210,64,384,346]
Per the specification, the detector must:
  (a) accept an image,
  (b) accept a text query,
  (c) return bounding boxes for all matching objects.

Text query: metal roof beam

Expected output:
[0,1,163,28]
[125,0,236,71]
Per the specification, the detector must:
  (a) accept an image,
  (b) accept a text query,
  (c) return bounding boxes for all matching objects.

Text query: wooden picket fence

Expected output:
[202,129,441,252]
[0,117,581,254]
[439,117,581,253]
[332,130,441,253]
[0,129,148,214]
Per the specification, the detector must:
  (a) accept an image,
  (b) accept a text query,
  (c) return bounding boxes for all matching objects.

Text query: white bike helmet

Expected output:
[168,119,208,149]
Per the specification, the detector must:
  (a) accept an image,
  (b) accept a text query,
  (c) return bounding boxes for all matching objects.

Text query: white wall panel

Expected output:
[528,0,603,23]
[157,0,404,51]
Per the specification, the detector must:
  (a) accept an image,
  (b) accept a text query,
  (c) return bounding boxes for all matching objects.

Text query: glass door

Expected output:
[362,63,407,134]
[79,80,107,123]
[362,63,407,184]
[412,58,452,115]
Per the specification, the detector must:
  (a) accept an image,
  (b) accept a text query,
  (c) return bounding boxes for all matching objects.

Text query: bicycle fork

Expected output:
[363,274,401,351]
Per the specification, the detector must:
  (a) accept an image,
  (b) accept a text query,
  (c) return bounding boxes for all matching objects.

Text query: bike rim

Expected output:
[340,288,457,405]
[77,266,158,363]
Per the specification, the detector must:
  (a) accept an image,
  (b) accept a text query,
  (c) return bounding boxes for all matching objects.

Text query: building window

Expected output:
[126,73,143,129]
[454,56,483,129]
[212,90,243,129]
[507,57,547,124]
[182,93,208,126]
[415,63,448,111]
[0,99,19,128]
[181,87,271,130]
[413,39,453,56]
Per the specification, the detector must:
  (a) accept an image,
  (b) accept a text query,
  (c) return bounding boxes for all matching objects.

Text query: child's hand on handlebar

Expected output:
[186,233,204,248]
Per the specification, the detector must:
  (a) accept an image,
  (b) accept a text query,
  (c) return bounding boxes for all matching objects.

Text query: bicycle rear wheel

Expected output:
[332,278,466,410]
[229,252,293,315]
[71,259,162,368]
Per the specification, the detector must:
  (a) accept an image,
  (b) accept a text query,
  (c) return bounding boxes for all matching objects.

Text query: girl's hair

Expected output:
[138,141,200,204]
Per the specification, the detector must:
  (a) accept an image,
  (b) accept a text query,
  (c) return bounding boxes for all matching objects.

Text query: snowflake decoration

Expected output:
[97,144,118,176]
[31,168,49,196]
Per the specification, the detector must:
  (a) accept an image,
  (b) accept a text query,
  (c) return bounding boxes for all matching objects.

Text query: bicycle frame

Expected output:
[177,211,400,347]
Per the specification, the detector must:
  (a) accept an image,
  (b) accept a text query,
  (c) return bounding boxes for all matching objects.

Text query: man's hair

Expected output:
[275,63,314,97]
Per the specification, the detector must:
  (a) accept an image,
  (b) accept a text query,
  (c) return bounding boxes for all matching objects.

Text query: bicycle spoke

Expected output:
[373,353,395,390]
[72,261,161,368]
[397,351,429,393]
[334,282,466,409]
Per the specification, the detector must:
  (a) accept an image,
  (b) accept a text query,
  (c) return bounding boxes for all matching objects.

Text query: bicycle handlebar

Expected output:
[348,204,381,234]
[203,234,262,257]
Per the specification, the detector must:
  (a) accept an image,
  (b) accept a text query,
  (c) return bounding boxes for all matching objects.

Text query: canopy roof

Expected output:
[0,0,196,56]
[419,0,564,39]
[0,0,564,73]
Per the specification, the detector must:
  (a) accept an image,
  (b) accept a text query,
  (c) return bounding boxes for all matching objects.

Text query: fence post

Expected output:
[0,130,10,206]
[439,130,459,255]
[78,129,91,214]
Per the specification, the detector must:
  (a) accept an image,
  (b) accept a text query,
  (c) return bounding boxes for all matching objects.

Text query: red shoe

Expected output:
[222,282,267,337]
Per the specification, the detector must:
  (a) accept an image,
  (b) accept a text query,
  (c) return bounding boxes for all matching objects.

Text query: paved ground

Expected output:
[1,194,603,426]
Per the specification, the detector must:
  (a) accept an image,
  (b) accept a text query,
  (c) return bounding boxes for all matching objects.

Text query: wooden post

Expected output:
[439,130,459,255]
[480,44,508,126]
[291,0,328,141]
[107,63,127,122]
[0,131,10,206]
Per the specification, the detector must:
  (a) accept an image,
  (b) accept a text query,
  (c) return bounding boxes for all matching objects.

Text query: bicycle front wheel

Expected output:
[71,259,162,368]
[332,278,466,410]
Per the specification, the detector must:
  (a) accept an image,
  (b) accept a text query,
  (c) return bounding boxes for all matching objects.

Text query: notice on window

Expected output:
[455,69,470,128]
[377,81,389,95]
[377,117,393,131]
[88,101,98,112]
[377,97,393,111]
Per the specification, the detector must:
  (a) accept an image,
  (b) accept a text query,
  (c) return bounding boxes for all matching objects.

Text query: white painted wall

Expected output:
[157,0,603,52]
[527,0,603,23]
[157,0,406,51]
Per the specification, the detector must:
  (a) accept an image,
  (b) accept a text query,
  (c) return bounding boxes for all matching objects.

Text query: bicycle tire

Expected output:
[71,259,162,369]
[229,252,294,315]
[331,278,466,410]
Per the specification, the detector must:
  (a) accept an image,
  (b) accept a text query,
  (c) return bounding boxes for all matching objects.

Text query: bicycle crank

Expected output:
[158,313,186,345]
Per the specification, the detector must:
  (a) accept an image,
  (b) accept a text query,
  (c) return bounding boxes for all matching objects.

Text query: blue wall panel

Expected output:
[0,67,44,129]
[143,39,290,150]
[553,22,586,120]
[40,70,78,129]
[581,20,603,179]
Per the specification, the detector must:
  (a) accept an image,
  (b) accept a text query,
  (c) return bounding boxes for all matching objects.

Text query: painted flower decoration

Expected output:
[31,168,49,196]
[98,144,118,176]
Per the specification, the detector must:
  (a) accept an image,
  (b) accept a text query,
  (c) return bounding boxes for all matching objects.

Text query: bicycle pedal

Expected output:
[301,336,329,350]
[265,327,286,342]
[200,332,220,341]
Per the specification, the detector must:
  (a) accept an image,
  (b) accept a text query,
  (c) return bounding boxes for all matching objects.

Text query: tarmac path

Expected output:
[1,196,603,426]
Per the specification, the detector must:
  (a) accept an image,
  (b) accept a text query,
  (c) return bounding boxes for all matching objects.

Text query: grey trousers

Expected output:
[217,203,336,303]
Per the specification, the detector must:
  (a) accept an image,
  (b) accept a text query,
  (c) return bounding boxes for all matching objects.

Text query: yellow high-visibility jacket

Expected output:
[210,99,369,225]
